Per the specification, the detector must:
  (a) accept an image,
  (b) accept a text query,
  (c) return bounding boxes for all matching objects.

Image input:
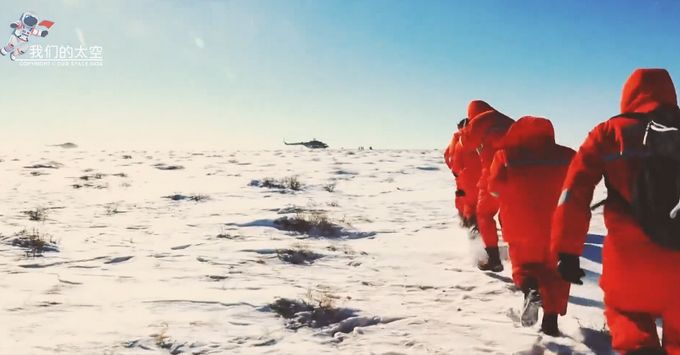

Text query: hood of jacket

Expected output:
[621,68,678,114]
[502,116,555,150]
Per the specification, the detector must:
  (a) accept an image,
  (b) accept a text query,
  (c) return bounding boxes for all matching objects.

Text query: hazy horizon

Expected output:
[4,142,438,152]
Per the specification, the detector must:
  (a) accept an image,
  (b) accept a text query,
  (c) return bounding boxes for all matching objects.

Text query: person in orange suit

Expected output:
[460,101,515,272]
[453,100,498,228]
[445,119,466,216]
[487,116,575,336]
[552,68,680,355]
[451,123,483,227]
[444,118,479,225]
[443,119,468,171]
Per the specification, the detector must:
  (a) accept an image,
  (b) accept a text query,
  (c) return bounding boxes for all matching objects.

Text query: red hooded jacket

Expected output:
[489,116,575,260]
[460,100,514,182]
[461,109,515,197]
[461,106,515,247]
[452,131,482,218]
[552,68,680,313]
[442,100,496,219]
[467,100,495,121]
[446,100,496,171]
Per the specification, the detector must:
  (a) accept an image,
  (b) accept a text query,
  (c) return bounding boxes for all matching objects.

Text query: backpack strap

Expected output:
[590,113,647,210]
[591,174,629,210]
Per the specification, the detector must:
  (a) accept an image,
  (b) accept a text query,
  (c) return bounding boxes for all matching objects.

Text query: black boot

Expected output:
[521,276,539,294]
[540,314,560,336]
[478,247,504,272]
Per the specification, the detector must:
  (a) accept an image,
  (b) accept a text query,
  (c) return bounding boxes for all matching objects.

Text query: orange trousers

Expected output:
[605,308,680,355]
[599,230,680,354]
[477,189,499,248]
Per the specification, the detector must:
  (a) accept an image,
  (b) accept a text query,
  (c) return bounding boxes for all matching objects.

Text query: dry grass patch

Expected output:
[323,181,337,192]
[189,194,210,202]
[277,206,308,215]
[276,242,323,265]
[279,176,303,191]
[105,203,123,215]
[79,173,105,181]
[24,162,62,169]
[22,207,48,222]
[11,228,59,257]
[267,287,355,330]
[150,322,180,352]
[72,182,108,189]
[326,243,369,261]
[258,176,304,191]
[327,243,363,256]
[273,210,342,237]
[216,227,244,240]
[162,193,210,202]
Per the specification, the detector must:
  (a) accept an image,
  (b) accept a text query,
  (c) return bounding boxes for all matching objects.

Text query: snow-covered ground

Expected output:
[0,148,617,355]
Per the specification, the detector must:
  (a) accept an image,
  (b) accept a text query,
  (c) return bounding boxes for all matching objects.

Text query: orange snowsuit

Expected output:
[552,69,680,354]
[461,106,515,247]
[488,116,575,316]
[443,103,492,221]
[444,131,466,214]
[446,100,500,221]
[452,132,482,219]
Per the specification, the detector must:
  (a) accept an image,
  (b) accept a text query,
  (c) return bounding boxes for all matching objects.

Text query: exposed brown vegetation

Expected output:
[11,228,58,257]
[273,211,342,237]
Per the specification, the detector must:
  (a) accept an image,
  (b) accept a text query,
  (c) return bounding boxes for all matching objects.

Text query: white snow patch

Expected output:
[0,149,616,354]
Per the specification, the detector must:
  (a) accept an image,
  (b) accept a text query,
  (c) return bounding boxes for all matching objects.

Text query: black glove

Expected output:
[557,253,586,285]
[10,23,18,29]
[455,189,466,197]
[460,213,476,229]
[41,30,48,37]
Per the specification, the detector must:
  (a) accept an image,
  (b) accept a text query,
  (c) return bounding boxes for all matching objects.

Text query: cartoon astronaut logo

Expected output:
[1,11,54,61]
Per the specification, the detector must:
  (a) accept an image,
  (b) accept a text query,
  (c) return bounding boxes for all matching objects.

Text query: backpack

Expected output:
[599,107,680,251]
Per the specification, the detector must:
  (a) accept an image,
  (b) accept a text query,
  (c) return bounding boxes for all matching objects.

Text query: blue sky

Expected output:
[1,0,680,151]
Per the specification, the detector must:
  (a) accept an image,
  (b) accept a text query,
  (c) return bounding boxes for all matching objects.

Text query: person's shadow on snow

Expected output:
[582,234,604,264]
[579,327,615,355]
[569,295,604,309]
[567,234,604,309]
